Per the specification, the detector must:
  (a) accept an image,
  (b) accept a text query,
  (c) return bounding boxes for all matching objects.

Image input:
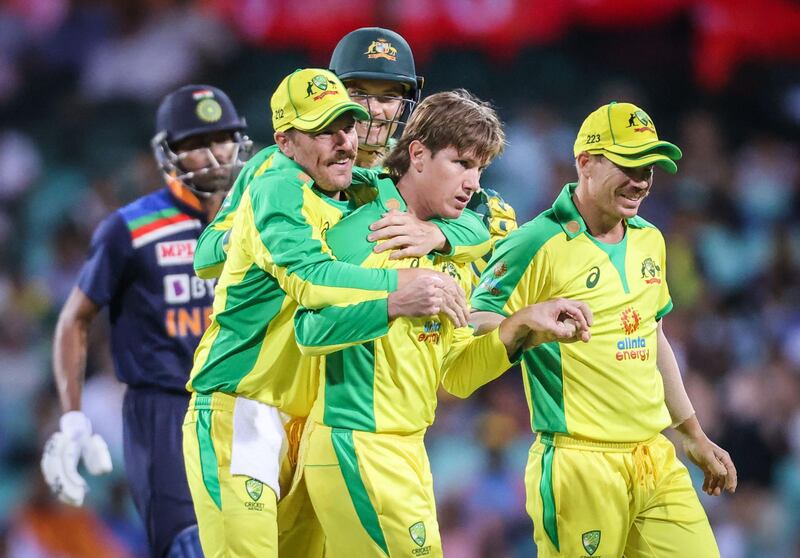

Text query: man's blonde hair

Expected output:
[384,89,505,178]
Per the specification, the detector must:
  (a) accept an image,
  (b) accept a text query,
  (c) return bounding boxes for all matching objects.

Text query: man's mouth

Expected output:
[618,189,648,202]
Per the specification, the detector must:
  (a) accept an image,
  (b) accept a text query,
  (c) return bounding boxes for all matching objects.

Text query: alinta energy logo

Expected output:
[418,320,441,344]
[615,306,649,362]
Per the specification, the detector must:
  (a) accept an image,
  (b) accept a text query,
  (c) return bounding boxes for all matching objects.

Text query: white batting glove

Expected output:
[40,411,113,506]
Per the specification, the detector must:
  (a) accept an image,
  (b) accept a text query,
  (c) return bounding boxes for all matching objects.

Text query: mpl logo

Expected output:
[156,240,196,266]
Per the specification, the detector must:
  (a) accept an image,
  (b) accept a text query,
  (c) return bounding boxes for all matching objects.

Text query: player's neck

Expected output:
[395,173,430,221]
[572,188,625,243]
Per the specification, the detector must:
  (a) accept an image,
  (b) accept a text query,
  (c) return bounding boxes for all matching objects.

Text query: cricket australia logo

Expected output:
[306,74,340,101]
[245,478,263,501]
[627,110,655,133]
[640,257,662,284]
[581,530,601,556]
[365,39,398,61]
[409,521,431,555]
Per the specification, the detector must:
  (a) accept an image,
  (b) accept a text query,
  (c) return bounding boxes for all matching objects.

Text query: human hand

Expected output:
[368,210,447,259]
[681,430,737,496]
[499,298,593,355]
[41,411,113,506]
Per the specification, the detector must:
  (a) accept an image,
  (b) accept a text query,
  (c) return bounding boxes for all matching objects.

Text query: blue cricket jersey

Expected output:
[77,187,214,391]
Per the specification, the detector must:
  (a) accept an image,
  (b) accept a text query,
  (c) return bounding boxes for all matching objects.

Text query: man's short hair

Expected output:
[383,89,505,178]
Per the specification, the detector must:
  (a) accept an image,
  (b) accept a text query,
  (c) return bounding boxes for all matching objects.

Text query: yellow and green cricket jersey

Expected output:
[194,145,491,279]
[294,177,506,434]
[470,183,673,443]
[188,151,399,416]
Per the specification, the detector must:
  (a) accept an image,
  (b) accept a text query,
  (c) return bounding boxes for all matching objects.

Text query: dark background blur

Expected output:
[1,0,799,557]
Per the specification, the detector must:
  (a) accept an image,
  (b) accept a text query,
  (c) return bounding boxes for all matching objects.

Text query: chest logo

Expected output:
[418,320,441,344]
[441,261,460,280]
[582,530,601,556]
[640,257,662,284]
[586,266,600,288]
[620,306,642,335]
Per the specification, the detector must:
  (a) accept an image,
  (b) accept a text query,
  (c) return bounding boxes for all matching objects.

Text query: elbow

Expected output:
[441,379,474,399]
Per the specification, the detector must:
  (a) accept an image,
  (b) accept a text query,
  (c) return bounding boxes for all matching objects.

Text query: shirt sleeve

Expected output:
[440,326,515,398]
[471,225,551,317]
[655,231,673,320]
[431,208,491,264]
[245,171,398,310]
[193,164,251,279]
[293,298,390,356]
[76,212,133,306]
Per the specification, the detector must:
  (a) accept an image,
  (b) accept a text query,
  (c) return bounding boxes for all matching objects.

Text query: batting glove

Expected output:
[41,411,113,506]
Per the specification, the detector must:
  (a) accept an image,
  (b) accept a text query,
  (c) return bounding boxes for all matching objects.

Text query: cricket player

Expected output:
[193,26,510,282]
[458,101,738,557]
[181,69,483,558]
[41,84,252,557]
[290,90,592,558]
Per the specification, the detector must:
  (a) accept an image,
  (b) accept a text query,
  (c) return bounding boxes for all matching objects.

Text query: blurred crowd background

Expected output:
[1,0,799,557]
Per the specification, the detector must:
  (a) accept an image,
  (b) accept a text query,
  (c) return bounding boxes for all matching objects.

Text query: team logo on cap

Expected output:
[306,75,340,101]
[627,110,655,134]
[365,39,398,61]
[196,98,222,122]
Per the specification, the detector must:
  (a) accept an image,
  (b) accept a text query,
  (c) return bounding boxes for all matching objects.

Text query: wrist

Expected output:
[60,410,92,442]
[674,413,704,439]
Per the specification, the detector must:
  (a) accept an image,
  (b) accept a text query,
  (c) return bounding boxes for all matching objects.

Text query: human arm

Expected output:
[194,145,279,279]
[42,287,113,506]
[294,270,469,356]
[466,187,519,285]
[657,320,737,495]
[442,299,592,398]
[368,208,491,262]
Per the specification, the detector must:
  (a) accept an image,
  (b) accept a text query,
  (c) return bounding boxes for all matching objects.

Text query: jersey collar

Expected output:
[166,180,206,220]
[375,174,408,212]
[552,182,649,240]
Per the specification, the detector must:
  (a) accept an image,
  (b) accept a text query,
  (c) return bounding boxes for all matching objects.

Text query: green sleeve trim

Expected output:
[294,299,389,355]
[194,227,228,279]
[331,428,389,555]
[196,409,222,510]
[431,208,491,262]
[656,299,673,321]
[539,440,560,551]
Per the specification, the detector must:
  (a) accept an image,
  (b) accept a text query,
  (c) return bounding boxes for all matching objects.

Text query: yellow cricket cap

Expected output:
[271,68,370,132]
[573,101,683,174]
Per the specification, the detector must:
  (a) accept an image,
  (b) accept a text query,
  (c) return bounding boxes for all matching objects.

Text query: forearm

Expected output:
[294,299,390,356]
[441,327,515,398]
[53,315,91,412]
[657,323,695,427]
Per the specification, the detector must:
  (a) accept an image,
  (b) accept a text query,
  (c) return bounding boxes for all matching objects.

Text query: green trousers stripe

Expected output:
[331,428,389,556]
[196,409,222,510]
[539,442,560,551]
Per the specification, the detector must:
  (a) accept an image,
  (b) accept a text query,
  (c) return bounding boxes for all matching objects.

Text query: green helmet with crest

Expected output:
[329,27,424,147]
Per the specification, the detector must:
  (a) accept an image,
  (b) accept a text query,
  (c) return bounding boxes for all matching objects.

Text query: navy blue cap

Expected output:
[155,84,246,144]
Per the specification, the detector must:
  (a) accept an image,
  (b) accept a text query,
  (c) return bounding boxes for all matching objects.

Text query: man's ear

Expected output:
[576,151,592,179]
[408,139,427,173]
[275,130,294,158]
